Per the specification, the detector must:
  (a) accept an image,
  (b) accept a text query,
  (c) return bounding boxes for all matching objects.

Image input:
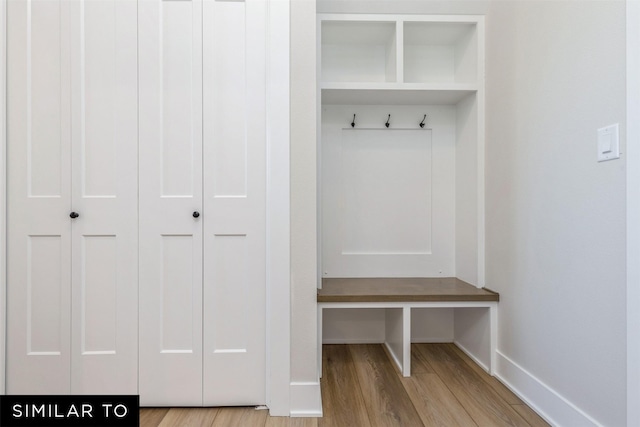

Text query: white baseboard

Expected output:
[454,340,489,373]
[289,381,323,417]
[413,338,454,344]
[496,351,602,427]
[383,341,402,373]
[323,338,454,344]
[322,338,384,344]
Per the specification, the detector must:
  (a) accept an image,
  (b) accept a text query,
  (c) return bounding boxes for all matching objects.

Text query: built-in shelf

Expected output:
[403,21,478,84]
[317,12,489,379]
[321,83,477,105]
[319,14,482,93]
[321,20,397,83]
[317,13,485,281]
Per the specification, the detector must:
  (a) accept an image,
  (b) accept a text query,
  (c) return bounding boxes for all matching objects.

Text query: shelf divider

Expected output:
[396,19,404,84]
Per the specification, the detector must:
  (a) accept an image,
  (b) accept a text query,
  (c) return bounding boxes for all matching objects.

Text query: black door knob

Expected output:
[70,212,79,219]
[193,211,200,218]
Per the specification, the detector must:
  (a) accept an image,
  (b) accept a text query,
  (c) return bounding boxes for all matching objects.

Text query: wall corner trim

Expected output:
[266,0,291,416]
[289,381,323,418]
[495,351,603,427]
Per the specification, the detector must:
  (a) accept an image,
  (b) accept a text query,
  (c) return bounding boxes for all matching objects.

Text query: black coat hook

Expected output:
[420,114,427,128]
[385,114,391,128]
[351,114,356,128]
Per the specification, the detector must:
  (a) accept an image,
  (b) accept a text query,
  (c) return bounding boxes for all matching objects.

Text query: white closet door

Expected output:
[69,0,138,394]
[7,0,73,394]
[139,0,204,406]
[202,0,266,406]
[7,0,138,395]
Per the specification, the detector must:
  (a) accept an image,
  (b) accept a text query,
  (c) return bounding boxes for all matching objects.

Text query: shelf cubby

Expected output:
[321,20,397,83]
[403,21,478,84]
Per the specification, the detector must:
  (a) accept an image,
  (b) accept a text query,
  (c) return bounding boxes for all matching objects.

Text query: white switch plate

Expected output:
[597,124,620,162]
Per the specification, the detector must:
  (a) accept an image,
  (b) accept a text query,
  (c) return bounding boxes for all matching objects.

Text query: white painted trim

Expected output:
[319,301,496,310]
[383,341,403,374]
[316,14,323,290]
[496,351,602,427]
[476,16,486,287]
[289,382,323,418]
[266,0,291,416]
[409,338,454,344]
[628,1,640,425]
[322,338,385,345]
[0,0,6,396]
[453,341,489,373]
[317,13,483,24]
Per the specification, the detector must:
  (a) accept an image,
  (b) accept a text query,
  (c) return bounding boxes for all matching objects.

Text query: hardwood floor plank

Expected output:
[264,416,289,427]
[157,408,219,427]
[448,344,525,405]
[319,345,371,427]
[140,408,170,427]
[265,416,318,427]
[291,418,319,427]
[211,407,268,427]
[410,344,436,374]
[349,344,423,427]
[416,344,529,427]
[511,405,550,427]
[400,373,477,427]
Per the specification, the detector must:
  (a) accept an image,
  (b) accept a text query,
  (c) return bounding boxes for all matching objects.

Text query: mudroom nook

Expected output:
[317,13,497,375]
[0,0,634,425]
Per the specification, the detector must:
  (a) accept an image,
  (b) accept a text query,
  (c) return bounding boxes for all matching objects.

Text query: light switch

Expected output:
[598,124,620,162]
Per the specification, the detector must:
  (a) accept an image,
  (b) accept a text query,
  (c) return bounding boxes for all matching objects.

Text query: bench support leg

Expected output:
[402,307,411,377]
[384,306,411,377]
[318,306,323,378]
[489,303,498,375]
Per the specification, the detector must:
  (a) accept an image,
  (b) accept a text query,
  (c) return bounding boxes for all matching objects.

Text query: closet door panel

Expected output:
[69,0,138,394]
[203,0,266,406]
[6,0,72,394]
[139,0,204,406]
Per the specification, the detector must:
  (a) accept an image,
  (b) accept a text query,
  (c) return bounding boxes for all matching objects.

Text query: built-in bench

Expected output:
[317,278,499,377]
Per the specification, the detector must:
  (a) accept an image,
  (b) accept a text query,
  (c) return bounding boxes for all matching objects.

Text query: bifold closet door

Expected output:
[139,0,266,406]
[202,0,266,406]
[7,0,138,394]
[7,0,72,394]
[138,0,204,406]
[68,0,138,394]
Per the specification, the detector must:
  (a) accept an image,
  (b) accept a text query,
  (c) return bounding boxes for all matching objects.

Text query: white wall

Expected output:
[0,0,6,396]
[627,3,640,425]
[486,1,627,426]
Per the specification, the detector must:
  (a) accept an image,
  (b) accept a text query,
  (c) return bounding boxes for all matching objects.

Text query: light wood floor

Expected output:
[140,343,549,427]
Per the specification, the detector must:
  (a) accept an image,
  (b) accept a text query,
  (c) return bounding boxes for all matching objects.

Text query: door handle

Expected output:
[70,212,79,219]
[193,211,200,218]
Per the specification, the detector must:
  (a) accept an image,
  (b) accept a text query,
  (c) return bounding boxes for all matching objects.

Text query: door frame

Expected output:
[627,1,640,425]
[265,0,291,416]
[0,0,292,413]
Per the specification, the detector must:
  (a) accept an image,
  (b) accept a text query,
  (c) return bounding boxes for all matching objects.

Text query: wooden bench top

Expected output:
[317,277,499,303]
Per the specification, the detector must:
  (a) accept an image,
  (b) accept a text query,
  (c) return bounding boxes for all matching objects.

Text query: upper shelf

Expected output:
[321,20,397,83]
[321,83,477,105]
[319,14,483,94]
